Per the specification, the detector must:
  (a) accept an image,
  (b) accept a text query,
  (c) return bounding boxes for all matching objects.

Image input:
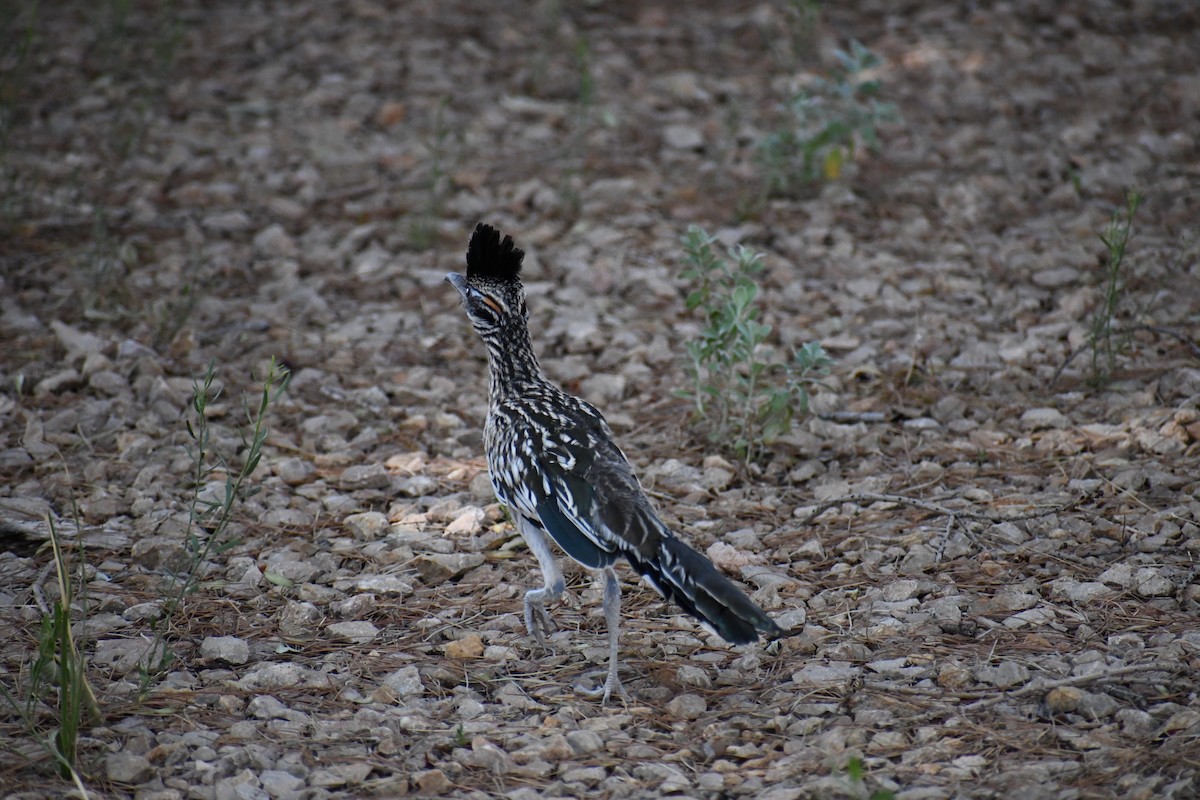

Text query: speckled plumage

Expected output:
[447,223,784,701]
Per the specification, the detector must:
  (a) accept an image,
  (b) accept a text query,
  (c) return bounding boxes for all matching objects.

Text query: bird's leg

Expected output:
[516,516,564,648]
[579,567,627,704]
[600,566,626,703]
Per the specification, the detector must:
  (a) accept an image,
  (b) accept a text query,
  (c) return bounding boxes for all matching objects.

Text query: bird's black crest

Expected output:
[466,223,524,283]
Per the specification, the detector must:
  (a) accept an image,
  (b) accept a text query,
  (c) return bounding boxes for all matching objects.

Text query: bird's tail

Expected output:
[627,530,786,645]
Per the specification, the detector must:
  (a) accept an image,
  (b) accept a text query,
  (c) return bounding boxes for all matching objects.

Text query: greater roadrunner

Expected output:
[447,223,785,702]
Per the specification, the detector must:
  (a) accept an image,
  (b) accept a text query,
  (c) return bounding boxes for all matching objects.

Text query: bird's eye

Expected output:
[470,290,502,325]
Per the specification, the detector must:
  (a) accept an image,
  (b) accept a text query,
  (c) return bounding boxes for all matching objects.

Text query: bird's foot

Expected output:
[575,668,627,706]
[524,603,558,651]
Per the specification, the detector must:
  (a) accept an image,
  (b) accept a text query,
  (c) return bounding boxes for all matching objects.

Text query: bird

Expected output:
[446,222,785,703]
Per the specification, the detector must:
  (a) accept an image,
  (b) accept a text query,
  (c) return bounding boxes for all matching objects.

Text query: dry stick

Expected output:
[796,491,1093,563]
[1050,323,1200,388]
[817,410,890,424]
[794,491,1090,525]
[31,561,55,616]
[958,662,1186,713]
[885,662,1185,724]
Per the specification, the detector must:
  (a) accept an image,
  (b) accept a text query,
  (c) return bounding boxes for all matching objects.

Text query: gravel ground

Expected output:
[2,1,1199,798]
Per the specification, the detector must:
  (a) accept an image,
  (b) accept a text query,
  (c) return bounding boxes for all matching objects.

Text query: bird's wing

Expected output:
[493,399,663,569]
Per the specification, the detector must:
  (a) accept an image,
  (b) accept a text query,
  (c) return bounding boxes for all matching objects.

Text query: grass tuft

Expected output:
[1,515,99,796]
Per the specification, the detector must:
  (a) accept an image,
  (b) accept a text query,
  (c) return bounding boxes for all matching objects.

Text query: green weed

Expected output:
[757,40,897,196]
[842,755,897,800]
[0,1,38,148]
[679,225,832,462]
[0,516,99,795]
[1089,188,1142,385]
[138,357,290,693]
[408,97,459,250]
[772,0,822,68]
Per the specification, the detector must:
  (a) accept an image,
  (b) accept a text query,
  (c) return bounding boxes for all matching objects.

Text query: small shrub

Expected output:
[139,357,290,693]
[757,40,897,196]
[679,225,831,462]
[1089,188,1142,385]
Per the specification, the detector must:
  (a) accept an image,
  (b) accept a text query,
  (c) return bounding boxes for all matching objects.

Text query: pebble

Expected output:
[254,224,298,258]
[792,663,861,685]
[1043,686,1083,713]
[277,600,323,640]
[1133,568,1174,597]
[337,463,391,490]
[275,457,315,486]
[882,579,925,602]
[1020,407,1069,430]
[260,769,305,797]
[50,320,105,358]
[343,511,390,540]
[344,574,414,596]
[200,636,251,665]
[662,123,704,149]
[975,661,1030,688]
[1050,579,1110,603]
[444,634,485,660]
[676,664,713,689]
[561,765,606,786]
[105,753,153,784]
[414,769,451,795]
[445,506,486,535]
[707,541,751,571]
[566,729,605,754]
[1098,563,1134,588]
[413,552,485,583]
[35,368,82,395]
[937,664,973,689]
[382,666,425,697]
[326,621,379,643]
[1076,691,1121,720]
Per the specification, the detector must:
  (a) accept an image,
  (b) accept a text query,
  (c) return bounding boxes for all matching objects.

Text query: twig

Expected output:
[817,410,890,424]
[31,561,54,616]
[889,662,1186,723]
[960,662,1186,713]
[1136,325,1200,359]
[794,491,1090,525]
[1051,323,1200,388]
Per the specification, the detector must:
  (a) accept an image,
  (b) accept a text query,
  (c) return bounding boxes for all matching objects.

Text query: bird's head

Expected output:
[446,223,530,338]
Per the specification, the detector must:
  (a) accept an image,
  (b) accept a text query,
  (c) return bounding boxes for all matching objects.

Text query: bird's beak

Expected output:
[446,272,469,299]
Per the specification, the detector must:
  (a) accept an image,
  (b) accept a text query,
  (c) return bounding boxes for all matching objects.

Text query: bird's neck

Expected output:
[485,326,547,399]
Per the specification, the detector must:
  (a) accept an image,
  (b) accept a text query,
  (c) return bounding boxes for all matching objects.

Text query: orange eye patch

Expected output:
[481,295,504,314]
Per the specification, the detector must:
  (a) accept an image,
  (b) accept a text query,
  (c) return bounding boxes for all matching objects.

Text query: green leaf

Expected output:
[731,282,756,310]
[264,571,294,588]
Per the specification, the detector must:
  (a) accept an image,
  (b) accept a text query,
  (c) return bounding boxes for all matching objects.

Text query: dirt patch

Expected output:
[2,2,1198,798]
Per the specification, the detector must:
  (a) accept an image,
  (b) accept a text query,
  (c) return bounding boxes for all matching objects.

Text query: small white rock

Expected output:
[344,511,391,540]
[326,621,379,643]
[446,506,486,535]
[383,665,425,697]
[105,753,152,784]
[1020,407,1069,430]
[200,635,250,665]
[663,123,704,150]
